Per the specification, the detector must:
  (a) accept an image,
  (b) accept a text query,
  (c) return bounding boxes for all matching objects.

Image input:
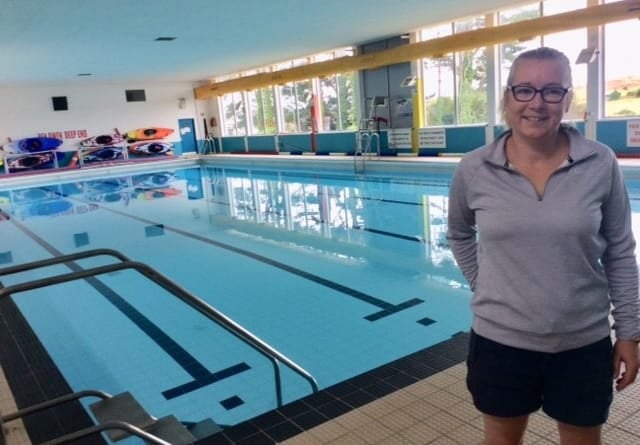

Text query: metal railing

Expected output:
[42,421,172,445]
[1,390,172,445]
[1,390,112,424]
[354,126,380,174]
[0,249,318,407]
[200,135,217,154]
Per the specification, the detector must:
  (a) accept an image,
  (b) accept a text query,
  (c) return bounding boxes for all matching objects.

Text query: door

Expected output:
[178,118,197,153]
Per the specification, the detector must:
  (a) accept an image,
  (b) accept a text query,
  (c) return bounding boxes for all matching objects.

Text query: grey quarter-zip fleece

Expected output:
[447,125,640,353]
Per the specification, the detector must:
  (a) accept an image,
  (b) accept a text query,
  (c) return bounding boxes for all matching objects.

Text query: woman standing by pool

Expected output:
[447,47,640,445]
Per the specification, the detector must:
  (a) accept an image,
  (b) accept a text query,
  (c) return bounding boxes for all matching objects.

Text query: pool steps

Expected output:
[88,391,222,442]
[89,391,154,440]
[1,389,218,444]
[90,392,209,443]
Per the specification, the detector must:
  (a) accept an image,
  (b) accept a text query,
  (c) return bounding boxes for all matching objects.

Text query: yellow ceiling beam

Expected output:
[194,0,640,99]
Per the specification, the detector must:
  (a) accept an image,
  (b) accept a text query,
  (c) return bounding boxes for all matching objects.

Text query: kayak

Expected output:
[7,152,59,171]
[131,172,175,188]
[80,132,126,147]
[3,137,63,153]
[81,146,124,163]
[125,127,174,142]
[128,142,173,156]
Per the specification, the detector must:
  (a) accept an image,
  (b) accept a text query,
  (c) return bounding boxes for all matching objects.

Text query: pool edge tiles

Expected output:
[194,332,469,445]
[201,154,460,179]
[0,292,108,445]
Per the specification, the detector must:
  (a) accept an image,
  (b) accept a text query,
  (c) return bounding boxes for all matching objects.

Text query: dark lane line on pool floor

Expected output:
[2,209,251,400]
[98,204,425,321]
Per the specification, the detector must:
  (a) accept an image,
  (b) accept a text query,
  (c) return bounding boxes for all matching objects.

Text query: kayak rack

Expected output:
[0,248,319,410]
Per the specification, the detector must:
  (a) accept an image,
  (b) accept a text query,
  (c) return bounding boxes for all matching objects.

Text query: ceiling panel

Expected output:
[0,0,525,86]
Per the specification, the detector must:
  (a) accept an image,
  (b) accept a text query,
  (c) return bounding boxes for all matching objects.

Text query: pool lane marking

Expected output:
[1,209,251,399]
[97,205,424,320]
[354,226,426,243]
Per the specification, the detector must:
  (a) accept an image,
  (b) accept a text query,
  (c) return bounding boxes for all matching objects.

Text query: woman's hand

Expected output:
[613,339,640,391]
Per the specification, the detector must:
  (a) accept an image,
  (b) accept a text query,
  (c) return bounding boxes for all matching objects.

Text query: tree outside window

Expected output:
[223,92,246,136]
[248,87,277,135]
[603,17,640,117]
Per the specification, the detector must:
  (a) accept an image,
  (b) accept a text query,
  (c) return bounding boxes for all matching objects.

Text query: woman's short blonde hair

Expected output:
[501,47,573,125]
[506,47,572,88]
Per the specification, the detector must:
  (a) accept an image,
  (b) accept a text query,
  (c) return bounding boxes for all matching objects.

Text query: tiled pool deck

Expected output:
[2,336,639,444]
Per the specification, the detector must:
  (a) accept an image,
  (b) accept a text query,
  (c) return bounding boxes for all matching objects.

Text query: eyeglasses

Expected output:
[507,84,570,104]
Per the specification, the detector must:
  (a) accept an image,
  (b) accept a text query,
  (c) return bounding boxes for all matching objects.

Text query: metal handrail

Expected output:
[1,389,112,423]
[354,129,381,173]
[201,135,216,154]
[369,132,380,157]
[41,421,172,445]
[0,249,319,407]
[354,131,369,173]
[1,390,172,445]
[0,248,129,276]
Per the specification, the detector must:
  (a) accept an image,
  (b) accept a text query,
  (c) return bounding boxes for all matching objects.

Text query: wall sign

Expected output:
[627,119,640,147]
[418,128,446,149]
[386,128,412,149]
[38,130,88,140]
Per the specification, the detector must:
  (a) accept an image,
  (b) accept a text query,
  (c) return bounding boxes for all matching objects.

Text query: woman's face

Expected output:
[504,58,572,141]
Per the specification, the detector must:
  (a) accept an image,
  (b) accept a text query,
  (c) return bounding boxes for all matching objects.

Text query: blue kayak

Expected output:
[3,137,63,153]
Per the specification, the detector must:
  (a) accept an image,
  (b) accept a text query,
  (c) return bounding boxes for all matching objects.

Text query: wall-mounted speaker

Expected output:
[52,96,68,111]
[125,89,146,102]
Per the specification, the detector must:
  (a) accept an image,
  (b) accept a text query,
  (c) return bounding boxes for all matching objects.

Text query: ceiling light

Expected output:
[77,73,92,76]
[155,37,176,41]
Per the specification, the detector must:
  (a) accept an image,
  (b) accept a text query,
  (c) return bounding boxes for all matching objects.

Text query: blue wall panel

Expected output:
[220,136,245,153]
[315,132,356,154]
[216,118,640,157]
[441,126,486,154]
[278,134,312,153]
[247,136,276,153]
[597,120,634,153]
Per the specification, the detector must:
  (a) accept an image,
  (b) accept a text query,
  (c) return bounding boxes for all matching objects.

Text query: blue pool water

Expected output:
[0,160,481,434]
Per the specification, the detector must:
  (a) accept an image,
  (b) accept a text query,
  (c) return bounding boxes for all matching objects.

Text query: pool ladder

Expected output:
[0,248,319,443]
[200,134,217,154]
[354,119,380,174]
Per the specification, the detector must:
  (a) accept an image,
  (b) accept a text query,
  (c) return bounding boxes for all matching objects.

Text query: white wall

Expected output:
[0,82,202,149]
[195,95,222,138]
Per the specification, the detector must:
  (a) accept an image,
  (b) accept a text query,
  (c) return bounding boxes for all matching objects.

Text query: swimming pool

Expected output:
[0,158,467,438]
[7,156,638,443]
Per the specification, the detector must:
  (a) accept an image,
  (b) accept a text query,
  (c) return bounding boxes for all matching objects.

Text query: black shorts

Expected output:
[466,330,614,426]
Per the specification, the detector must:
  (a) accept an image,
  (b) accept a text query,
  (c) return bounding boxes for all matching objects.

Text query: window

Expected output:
[279,80,313,133]
[216,2,639,135]
[248,87,277,135]
[498,3,541,95]
[319,72,358,131]
[542,0,587,121]
[603,16,640,117]
[454,17,487,124]
[421,17,488,126]
[222,92,247,136]
[422,23,454,126]
[219,48,358,136]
